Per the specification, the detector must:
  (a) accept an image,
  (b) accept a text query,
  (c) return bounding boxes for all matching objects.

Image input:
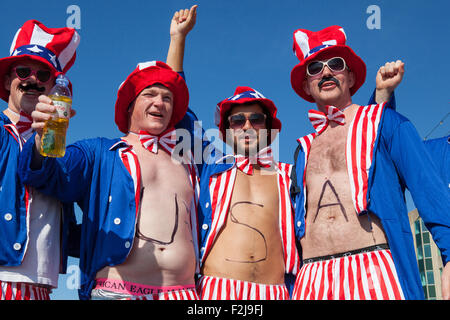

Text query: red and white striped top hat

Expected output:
[0,19,80,101]
[290,25,366,102]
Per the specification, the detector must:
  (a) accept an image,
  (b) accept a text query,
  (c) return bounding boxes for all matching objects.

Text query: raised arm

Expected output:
[166,5,198,72]
[374,60,405,104]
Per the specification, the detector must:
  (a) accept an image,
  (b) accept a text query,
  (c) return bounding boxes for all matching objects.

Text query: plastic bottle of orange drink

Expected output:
[40,74,72,157]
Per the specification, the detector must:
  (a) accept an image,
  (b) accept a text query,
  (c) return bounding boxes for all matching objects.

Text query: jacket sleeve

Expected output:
[368,88,397,110]
[18,134,93,203]
[388,115,450,264]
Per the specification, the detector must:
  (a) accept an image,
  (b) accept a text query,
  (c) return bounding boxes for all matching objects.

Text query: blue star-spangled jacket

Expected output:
[0,113,77,271]
[291,102,450,300]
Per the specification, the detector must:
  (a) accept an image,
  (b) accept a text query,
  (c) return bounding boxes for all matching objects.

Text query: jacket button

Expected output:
[114,218,121,225]
[202,224,208,230]
[13,243,21,251]
[205,202,209,208]
[297,221,301,227]
[124,241,131,249]
[109,196,112,203]
[4,213,12,221]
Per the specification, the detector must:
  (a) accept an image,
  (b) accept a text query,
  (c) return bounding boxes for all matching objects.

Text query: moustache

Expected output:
[234,129,258,138]
[18,82,46,93]
[318,76,340,89]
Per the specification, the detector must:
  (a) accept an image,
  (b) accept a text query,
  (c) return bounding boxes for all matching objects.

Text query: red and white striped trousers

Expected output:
[0,281,50,300]
[197,275,290,300]
[292,248,405,300]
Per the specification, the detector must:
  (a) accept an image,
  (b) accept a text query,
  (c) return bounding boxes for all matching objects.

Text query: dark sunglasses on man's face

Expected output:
[306,57,347,77]
[13,66,52,83]
[228,112,267,129]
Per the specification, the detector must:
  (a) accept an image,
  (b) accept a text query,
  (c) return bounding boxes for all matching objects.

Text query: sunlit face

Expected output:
[302,55,355,107]
[226,103,268,156]
[4,60,55,115]
[128,84,174,135]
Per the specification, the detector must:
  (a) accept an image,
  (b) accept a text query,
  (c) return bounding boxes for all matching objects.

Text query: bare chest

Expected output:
[231,170,279,213]
[201,169,285,283]
[134,146,191,190]
[307,127,348,176]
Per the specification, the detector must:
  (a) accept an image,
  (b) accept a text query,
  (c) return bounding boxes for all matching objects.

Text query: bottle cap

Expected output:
[55,74,70,87]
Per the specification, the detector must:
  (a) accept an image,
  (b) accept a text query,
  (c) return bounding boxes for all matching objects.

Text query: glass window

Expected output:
[424,244,432,258]
[426,271,434,284]
[421,219,426,230]
[423,286,428,299]
[416,234,422,247]
[422,232,430,244]
[414,220,421,234]
[417,246,423,260]
[425,258,433,270]
[418,259,425,272]
[420,271,426,286]
[428,285,436,298]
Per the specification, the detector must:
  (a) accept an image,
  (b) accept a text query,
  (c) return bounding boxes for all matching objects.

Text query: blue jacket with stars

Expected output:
[0,113,76,272]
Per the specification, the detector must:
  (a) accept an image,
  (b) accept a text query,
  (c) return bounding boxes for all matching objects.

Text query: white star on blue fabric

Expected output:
[249,91,265,99]
[230,93,242,101]
[27,45,44,53]
[48,53,58,67]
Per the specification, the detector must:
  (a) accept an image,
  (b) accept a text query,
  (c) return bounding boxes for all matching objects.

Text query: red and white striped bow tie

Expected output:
[139,128,177,154]
[15,111,33,141]
[308,105,346,134]
[235,146,273,175]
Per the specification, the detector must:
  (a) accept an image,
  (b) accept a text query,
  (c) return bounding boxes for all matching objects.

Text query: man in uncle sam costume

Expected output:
[288,25,450,300]
[18,6,203,300]
[0,20,79,300]
[196,86,302,300]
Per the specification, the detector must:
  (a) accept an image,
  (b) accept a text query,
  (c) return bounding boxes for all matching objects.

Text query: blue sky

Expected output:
[1,0,448,299]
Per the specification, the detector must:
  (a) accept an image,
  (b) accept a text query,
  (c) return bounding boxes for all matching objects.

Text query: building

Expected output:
[408,209,444,300]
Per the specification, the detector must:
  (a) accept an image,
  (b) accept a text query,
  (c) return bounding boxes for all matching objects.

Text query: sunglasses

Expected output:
[306,57,347,77]
[12,66,52,84]
[228,112,267,129]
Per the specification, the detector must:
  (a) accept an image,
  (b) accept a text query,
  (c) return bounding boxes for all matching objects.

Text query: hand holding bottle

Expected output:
[32,91,76,158]
[33,74,75,157]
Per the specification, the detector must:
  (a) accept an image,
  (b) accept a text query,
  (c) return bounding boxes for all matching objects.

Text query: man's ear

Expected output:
[348,70,355,89]
[4,74,11,92]
[126,100,135,129]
